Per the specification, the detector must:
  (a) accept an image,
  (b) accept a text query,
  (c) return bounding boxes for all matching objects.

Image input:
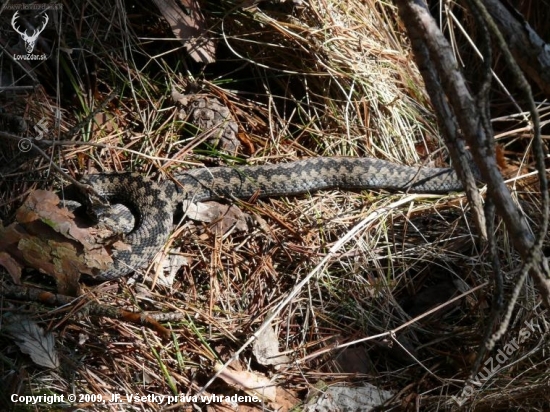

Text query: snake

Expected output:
[81,157,463,280]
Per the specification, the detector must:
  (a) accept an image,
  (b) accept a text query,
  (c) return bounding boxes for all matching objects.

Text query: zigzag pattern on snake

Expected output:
[82,157,463,280]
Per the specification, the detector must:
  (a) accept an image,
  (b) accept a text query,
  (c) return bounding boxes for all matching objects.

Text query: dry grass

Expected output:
[1,0,549,411]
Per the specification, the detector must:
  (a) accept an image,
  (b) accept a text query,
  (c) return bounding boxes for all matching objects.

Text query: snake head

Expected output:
[73,181,111,224]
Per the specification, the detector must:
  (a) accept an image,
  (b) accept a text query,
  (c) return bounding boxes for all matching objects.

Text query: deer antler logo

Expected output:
[11,11,49,54]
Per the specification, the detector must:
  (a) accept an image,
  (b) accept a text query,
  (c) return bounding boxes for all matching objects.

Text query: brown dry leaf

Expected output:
[252,322,290,367]
[152,0,216,64]
[185,201,250,234]
[270,387,301,412]
[0,190,115,294]
[0,250,23,284]
[213,363,276,403]
[3,314,59,369]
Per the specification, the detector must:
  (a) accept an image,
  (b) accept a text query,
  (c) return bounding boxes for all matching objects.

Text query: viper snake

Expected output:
[82,157,463,280]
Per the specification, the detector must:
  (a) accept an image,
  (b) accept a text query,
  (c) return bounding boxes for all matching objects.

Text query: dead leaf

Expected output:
[3,314,59,369]
[152,0,216,64]
[270,387,301,412]
[0,250,22,284]
[214,363,276,402]
[155,252,191,287]
[184,201,250,234]
[252,322,290,367]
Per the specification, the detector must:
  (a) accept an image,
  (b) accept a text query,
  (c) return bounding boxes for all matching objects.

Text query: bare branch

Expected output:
[394,0,550,306]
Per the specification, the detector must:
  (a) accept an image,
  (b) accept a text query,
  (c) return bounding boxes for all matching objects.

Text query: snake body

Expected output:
[83,157,463,280]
